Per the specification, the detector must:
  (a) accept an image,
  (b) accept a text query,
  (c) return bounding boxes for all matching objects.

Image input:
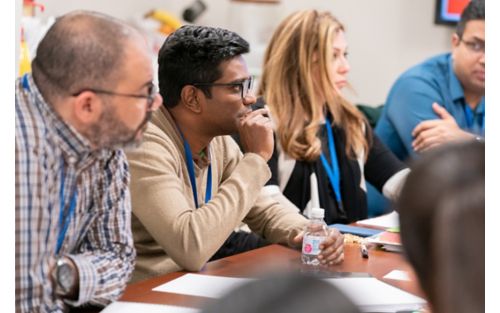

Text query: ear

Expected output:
[72,91,103,125]
[450,33,461,60]
[180,85,202,113]
[451,33,461,49]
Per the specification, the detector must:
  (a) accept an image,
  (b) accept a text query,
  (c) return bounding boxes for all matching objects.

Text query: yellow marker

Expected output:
[19,28,31,77]
[145,9,182,35]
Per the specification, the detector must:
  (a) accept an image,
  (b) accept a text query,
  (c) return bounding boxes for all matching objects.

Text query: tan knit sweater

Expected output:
[126,107,308,283]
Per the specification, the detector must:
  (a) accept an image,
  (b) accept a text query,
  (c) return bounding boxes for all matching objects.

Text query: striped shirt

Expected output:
[15,74,136,312]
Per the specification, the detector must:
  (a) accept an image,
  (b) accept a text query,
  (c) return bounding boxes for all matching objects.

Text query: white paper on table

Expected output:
[383,270,411,281]
[100,301,200,313]
[357,211,399,229]
[153,274,254,298]
[325,277,425,312]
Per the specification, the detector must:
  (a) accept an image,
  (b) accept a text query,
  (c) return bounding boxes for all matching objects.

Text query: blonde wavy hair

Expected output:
[259,10,369,161]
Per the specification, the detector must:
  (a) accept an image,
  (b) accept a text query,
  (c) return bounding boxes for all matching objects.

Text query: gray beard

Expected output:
[83,104,152,151]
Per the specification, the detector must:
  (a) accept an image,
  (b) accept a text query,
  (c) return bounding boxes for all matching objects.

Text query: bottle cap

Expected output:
[310,207,325,219]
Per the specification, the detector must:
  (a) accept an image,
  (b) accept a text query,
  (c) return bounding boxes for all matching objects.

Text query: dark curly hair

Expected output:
[158,25,249,108]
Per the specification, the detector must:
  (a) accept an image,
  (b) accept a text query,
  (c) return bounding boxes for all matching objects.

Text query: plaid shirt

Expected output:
[15,74,136,312]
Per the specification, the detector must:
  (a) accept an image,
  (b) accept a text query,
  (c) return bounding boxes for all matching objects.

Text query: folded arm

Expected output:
[127,135,272,272]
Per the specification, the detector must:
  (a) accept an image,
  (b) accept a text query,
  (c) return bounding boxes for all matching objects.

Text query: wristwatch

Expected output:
[52,257,77,298]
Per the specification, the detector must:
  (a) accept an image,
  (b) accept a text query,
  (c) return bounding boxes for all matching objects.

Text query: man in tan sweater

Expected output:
[126,25,344,282]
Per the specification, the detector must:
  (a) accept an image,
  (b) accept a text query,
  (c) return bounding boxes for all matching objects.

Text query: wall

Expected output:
[37,0,455,105]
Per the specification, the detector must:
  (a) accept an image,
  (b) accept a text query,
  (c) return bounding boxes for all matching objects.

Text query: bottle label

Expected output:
[302,235,326,255]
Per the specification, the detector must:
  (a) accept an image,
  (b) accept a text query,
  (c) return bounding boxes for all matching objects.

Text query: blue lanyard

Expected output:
[22,74,30,91]
[319,117,343,211]
[464,105,484,134]
[24,75,78,254]
[182,137,212,208]
[56,159,78,255]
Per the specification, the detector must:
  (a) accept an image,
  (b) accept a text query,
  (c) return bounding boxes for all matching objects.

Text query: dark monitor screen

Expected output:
[435,0,470,25]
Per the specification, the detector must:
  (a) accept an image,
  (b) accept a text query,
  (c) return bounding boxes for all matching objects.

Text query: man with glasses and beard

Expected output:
[376,0,485,161]
[125,25,345,282]
[15,11,161,312]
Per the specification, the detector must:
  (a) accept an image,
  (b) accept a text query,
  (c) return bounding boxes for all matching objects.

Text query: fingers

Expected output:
[237,108,274,161]
[412,126,439,151]
[238,109,272,130]
[413,132,443,152]
[292,232,304,246]
[412,120,441,137]
[239,108,269,122]
[318,229,344,265]
[432,102,453,120]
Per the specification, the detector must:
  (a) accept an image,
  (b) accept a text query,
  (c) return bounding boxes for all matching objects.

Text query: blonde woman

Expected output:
[257,10,409,224]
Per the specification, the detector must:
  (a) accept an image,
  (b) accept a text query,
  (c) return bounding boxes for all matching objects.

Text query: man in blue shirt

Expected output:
[376,0,485,161]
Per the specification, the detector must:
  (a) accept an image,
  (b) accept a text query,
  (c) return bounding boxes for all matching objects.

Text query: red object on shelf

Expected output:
[23,0,45,16]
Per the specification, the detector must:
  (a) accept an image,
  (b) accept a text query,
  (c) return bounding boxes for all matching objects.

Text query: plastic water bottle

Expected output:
[301,208,329,266]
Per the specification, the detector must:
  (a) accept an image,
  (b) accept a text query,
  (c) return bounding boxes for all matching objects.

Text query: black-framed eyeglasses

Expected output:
[192,76,254,100]
[460,38,485,54]
[72,84,158,109]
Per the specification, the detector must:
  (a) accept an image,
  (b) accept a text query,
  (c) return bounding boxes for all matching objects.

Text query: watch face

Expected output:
[57,260,75,293]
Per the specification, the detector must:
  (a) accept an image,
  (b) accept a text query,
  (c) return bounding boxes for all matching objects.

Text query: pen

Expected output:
[360,242,369,258]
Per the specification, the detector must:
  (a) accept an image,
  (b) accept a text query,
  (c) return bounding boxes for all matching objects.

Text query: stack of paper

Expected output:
[357,211,399,229]
[365,231,403,252]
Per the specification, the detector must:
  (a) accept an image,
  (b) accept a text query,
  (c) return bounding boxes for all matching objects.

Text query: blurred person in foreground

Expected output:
[398,141,484,313]
[201,273,361,313]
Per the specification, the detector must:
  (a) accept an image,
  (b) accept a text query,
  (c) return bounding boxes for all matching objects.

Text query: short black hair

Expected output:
[32,11,138,102]
[456,0,485,38]
[158,25,249,108]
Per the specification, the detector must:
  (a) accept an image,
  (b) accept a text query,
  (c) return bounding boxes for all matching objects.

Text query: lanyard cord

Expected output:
[56,158,78,255]
[24,75,78,255]
[181,135,212,208]
[319,117,344,214]
[464,105,485,134]
[22,74,30,91]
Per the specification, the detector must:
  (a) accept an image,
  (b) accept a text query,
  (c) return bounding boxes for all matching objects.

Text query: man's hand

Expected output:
[237,108,274,162]
[412,102,474,152]
[292,227,344,265]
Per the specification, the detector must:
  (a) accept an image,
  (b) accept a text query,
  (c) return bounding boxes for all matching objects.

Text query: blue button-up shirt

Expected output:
[375,53,485,161]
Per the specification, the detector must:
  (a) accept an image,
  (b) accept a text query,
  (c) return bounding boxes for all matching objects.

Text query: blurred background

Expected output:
[15,0,458,106]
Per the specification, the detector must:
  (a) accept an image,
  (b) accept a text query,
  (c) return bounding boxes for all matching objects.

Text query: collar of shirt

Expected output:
[25,74,112,165]
[192,146,211,168]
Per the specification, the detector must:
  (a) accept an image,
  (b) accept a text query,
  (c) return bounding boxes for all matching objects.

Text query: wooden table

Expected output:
[119,243,425,309]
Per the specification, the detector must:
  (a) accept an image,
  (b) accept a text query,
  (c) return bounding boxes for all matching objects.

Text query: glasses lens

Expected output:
[462,39,485,54]
[147,84,157,109]
[242,77,254,99]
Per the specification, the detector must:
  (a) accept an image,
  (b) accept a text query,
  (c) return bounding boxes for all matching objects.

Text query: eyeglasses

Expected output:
[460,38,485,54]
[192,76,254,100]
[72,84,158,110]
